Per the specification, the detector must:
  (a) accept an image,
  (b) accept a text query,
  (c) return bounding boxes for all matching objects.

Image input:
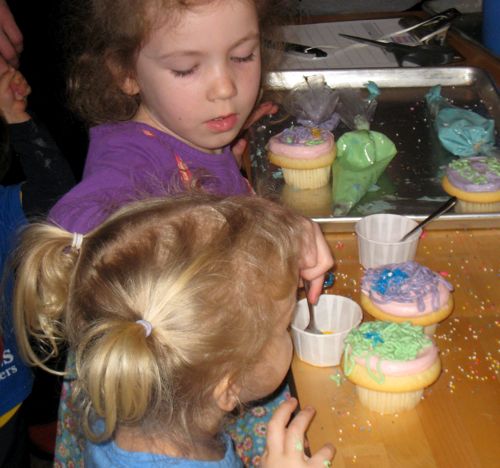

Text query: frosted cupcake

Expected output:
[268,125,336,189]
[343,321,441,414]
[442,156,500,213]
[360,261,454,335]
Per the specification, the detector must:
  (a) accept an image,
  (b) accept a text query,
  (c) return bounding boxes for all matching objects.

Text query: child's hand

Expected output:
[299,218,334,304]
[231,101,279,167]
[262,398,335,467]
[0,66,30,123]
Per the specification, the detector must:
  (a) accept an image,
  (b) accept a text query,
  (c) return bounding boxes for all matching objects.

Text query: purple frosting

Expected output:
[278,126,329,146]
[362,261,453,313]
[446,156,500,192]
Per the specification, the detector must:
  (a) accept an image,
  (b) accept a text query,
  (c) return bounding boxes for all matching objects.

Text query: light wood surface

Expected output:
[291,228,500,468]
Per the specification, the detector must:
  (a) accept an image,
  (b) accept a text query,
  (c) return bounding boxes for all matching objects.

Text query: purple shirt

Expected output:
[49,121,250,232]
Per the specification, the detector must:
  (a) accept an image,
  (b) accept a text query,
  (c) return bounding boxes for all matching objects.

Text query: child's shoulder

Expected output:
[90,121,163,141]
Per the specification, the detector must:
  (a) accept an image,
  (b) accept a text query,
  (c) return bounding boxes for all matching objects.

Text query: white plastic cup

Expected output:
[355,214,421,269]
[291,295,363,367]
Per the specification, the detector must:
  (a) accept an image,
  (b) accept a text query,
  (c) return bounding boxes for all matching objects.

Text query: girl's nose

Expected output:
[207,66,237,101]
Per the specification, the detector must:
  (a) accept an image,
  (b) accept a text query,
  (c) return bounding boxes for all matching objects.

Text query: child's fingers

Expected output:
[243,100,278,129]
[0,66,15,91]
[230,137,246,167]
[11,70,30,99]
[283,406,315,456]
[265,397,298,453]
[309,444,336,467]
[298,220,334,304]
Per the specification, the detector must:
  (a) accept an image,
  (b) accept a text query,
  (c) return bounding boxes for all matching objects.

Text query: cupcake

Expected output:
[268,125,336,189]
[281,183,332,217]
[343,321,441,414]
[360,261,453,335]
[441,156,500,213]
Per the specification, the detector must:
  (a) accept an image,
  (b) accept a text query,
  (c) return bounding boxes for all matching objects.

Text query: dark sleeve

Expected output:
[8,119,76,217]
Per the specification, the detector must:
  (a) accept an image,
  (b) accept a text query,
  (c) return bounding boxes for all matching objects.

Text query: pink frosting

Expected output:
[268,126,334,160]
[354,343,438,376]
[362,281,451,317]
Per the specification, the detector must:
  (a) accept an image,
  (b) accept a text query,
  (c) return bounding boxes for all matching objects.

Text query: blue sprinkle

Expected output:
[323,271,335,288]
[373,268,409,295]
[363,331,384,346]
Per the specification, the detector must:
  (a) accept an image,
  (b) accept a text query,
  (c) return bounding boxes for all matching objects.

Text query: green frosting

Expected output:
[343,321,431,383]
[335,130,397,169]
[331,130,397,215]
[449,157,500,184]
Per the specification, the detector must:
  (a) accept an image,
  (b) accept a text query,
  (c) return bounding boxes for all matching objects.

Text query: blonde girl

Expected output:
[48,0,333,464]
[15,195,334,467]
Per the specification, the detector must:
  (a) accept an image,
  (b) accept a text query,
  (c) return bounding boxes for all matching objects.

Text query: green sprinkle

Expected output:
[329,371,344,386]
[323,461,332,467]
[295,440,303,451]
[304,139,324,146]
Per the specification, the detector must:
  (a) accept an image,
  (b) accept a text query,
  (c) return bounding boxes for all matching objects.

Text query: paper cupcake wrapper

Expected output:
[424,323,438,336]
[455,200,500,214]
[355,214,421,269]
[291,295,362,367]
[282,166,331,190]
[281,184,332,217]
[356,387,423,414]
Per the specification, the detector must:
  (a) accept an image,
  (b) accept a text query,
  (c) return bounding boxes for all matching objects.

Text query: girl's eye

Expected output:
[171,66,197,78]
[232,53,256,63]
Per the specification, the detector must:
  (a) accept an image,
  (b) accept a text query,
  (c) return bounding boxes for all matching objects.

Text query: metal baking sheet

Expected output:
[249,67,500,232]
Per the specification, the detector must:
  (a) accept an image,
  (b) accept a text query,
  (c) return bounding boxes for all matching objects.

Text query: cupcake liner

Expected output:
[355,214,421,269]
[356,387,423,414]
[424,323,438,336]
[282,166,331,190]
[281,184,332,217]
[455,199,500,213]
[291,295,362,367]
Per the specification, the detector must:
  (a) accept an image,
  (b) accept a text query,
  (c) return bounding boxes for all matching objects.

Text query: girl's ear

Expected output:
[213,375,241,412]
[105,53,140,96]
[121,76,140,96]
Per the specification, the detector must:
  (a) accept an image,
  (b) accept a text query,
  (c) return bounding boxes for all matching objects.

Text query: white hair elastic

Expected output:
[71,232,84,251]
[136,319,153,337]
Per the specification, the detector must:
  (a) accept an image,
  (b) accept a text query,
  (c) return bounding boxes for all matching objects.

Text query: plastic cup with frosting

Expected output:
[355,213,421,269]
[291,295,362,367]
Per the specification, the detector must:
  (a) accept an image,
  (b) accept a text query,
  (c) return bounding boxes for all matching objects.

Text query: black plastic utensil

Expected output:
[339,33,460,67]
[400,197,457,242]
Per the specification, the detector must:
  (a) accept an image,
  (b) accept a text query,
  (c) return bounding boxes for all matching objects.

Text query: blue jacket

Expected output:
[0,184,33,417]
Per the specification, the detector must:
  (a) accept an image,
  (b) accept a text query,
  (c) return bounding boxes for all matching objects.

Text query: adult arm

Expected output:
[0,0,22,73]
[9,120,75,217]
[0,67,75,217]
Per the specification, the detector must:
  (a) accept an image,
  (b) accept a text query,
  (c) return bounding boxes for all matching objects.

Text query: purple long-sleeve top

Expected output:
[49,121,251,233]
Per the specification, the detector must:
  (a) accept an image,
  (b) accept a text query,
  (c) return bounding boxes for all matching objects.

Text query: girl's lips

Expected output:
[205,114,238,133]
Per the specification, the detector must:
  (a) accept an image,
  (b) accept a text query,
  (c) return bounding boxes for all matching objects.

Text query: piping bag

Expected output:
[282,74,341,131]
[425,85,495,157]
[332,82,397,215]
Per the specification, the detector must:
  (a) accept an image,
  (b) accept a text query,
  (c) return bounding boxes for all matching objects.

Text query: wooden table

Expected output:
[291,228,499,467]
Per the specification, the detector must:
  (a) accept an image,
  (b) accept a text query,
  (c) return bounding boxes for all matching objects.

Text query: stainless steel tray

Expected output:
[249,67,500,232]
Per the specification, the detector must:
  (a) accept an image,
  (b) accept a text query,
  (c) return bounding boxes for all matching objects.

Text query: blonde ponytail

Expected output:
[13,223,81,373]
[77,319,164,442]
